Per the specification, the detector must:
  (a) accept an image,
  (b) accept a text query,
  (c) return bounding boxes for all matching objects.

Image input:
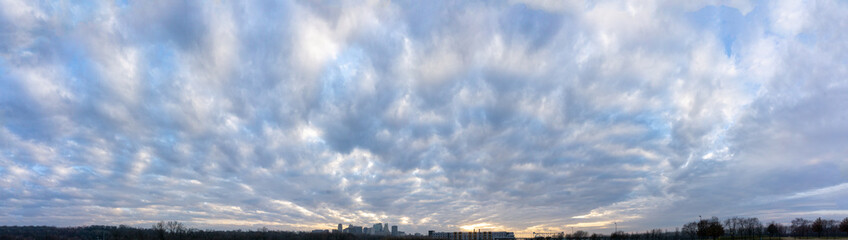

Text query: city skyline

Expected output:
[2,0,848,236]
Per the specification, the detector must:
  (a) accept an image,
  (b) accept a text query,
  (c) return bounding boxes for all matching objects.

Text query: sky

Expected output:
[1,0,847,235]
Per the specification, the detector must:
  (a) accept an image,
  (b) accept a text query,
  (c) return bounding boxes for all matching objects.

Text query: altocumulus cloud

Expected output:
[1,0,847,234]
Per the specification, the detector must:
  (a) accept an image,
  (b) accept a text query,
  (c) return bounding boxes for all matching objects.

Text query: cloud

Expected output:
[1,0,847,235]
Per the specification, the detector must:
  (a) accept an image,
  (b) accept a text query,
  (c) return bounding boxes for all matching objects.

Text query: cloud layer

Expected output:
[1,0,847,235]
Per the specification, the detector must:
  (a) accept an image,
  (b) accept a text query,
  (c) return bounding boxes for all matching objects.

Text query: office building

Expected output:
[344,224,364,234]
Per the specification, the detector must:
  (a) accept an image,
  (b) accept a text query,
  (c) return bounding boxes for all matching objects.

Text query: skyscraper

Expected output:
[384,223,389,234]
[338,224,343,232]
[373,223,382,233]
[392,225,398,236]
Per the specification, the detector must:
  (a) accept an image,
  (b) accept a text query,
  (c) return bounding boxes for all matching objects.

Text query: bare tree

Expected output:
[683,221,698,240]
[147,220,187,240]
[571,230,588,239]
[589,233,602,240]
[742,217,762,238]
[766,221,783,239]
[840,218,848,237]
[812,218,824,238]
[791,218,810,237]
[825,219,839,238]
[610,231,627,240]
[725,217,740,240]
[696,217,724,240]
[153,221,166,240]
[706,217,724,240]
[648,229,663,239]
[165,221,186,235]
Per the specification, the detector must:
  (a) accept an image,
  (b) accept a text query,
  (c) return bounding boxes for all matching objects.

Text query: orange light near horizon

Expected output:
[459,223,494,231]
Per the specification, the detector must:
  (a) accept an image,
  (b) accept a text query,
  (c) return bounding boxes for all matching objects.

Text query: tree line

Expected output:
[2,217,848,240]
[0,222,431,240]
[677,216,848,240]
[557,217,848,240]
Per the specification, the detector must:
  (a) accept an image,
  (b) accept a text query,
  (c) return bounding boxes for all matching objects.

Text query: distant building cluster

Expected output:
[312,222,407,236]
[428,230,515,240]
[310,224,516,239]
